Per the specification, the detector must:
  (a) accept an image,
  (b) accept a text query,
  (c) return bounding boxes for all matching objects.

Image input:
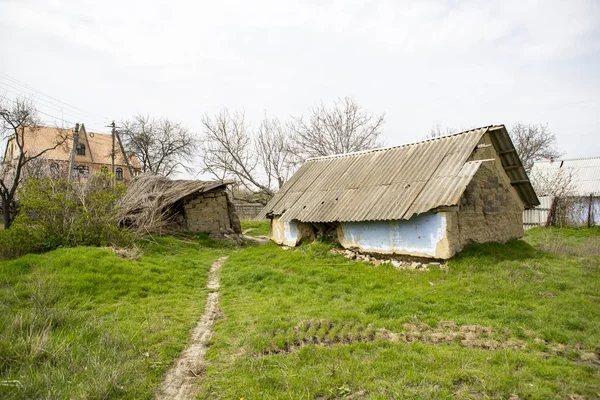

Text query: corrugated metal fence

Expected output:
[523,195,599,229]
[523,196,554,230]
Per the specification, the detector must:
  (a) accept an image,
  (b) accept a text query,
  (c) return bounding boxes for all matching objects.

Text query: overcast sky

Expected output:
[1,0,599,173]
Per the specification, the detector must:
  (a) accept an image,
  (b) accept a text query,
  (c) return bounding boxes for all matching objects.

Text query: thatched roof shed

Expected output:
[118,174,240,234]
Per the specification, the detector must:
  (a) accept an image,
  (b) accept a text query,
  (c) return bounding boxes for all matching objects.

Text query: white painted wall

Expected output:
[337,212,447,257]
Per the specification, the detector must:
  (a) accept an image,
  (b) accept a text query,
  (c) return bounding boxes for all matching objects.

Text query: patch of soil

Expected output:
[401,321,525,350]
[156,256,228,400]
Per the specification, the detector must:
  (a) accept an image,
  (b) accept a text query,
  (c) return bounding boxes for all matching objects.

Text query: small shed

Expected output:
[118,175,241,235]
[258,125,539,259]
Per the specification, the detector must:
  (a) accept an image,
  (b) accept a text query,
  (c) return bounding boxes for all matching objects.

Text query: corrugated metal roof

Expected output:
[259,125,539,222]
[531,157,600,196]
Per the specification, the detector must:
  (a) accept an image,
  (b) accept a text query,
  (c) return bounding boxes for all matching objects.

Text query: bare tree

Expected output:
[427,121,455,138]
[529,165,577,227]
[201,109,286,204]
[255,116,293,190]
[509,123,562,173]
[0,97,69,228]
[288,97,385,162]
[120,115,196,177]
[530,165,575,198]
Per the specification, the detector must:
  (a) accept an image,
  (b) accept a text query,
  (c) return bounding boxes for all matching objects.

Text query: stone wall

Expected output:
[183,189,240,233]
[444,132,525,250]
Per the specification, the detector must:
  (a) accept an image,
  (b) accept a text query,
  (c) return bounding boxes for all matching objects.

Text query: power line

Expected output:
[0,80,109,127]
[0,81,111,128]
[0,71,88,114]
[0,84,112,134]
[3,96,76,127]
[0,71,112,124]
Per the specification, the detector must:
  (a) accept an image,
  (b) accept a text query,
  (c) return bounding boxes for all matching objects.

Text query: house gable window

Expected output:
[76,143,86,156]
[116,168,123,181]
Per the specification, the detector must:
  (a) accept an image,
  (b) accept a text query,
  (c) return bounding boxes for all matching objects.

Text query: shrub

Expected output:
[0,173,132,259]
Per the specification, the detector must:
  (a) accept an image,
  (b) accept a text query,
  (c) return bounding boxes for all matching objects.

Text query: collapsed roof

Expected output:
[117,174,234,230]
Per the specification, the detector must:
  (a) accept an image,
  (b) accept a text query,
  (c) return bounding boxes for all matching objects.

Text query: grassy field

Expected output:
[241,219,271,237]
[1,225,598,399]
[199,226,600,399]
[0,234,234,399]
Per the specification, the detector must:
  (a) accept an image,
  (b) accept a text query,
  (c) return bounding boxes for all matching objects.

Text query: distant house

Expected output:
[524,157,600,228]
[3,124,140,181]
[259,125,539,259]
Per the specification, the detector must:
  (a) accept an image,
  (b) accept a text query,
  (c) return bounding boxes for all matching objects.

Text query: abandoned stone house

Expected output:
[3,124,140,181]
[118,175,241,236]
[259,125,539,259]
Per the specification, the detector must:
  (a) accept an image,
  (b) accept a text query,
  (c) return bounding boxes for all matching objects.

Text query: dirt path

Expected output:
[156,256,228,400]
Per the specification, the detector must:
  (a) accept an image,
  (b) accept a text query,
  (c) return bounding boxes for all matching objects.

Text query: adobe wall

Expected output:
[446,133,525,249]
[337,212,455,259]
[183,189,241,234]
[270,216,315,247]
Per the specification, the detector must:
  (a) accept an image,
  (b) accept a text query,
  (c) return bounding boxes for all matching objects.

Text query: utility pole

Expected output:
[111,121,116,185]
[66,123,80,202]
[114,128,135,179]
[67,123,80,184]
[588,193,593,228]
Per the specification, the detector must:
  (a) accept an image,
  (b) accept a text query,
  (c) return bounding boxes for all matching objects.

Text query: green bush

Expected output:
[0,173,132,259]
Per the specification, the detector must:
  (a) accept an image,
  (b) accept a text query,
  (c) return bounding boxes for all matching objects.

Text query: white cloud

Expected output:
[1,0,599,164]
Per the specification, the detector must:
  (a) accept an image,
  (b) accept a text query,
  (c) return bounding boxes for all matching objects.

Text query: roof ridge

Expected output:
[535,156,600,164]
[305,125,502,161]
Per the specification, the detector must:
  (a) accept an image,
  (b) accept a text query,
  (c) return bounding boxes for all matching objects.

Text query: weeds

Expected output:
[0,234,232,399]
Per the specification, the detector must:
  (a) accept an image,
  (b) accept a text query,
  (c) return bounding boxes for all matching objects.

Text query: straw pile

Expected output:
[117,174,233,233]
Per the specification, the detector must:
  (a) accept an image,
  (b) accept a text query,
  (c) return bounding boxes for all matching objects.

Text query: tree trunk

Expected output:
[2,198,12,229]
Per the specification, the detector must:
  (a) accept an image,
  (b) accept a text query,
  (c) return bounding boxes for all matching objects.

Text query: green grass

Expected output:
[1,228,598,399]
[0,234,234,399]
[240,220,270,237]
[199,229,600,399]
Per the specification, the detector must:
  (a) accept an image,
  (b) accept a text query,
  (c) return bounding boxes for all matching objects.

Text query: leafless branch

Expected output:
[530,164,576,198]
[0,96,70,228]
[288,97,385,163]
[427,121,455,138]
[509,123,562,173]
[201,109,274,200]
[255,115,293,190]
[120,114,197,177]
